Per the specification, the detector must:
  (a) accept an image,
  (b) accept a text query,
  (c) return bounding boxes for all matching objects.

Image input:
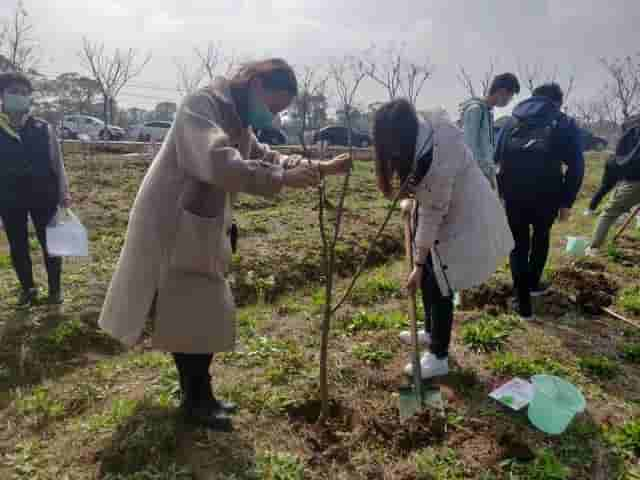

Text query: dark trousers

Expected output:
[505,200,557,317]
[0,205,61,294]
[421,257,454,359]
[589,162,618,211]
[172,353,213,402]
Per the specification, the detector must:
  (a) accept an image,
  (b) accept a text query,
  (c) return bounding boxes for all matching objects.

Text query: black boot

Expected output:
[18,288,38,307]
[181,374,233,432]
[201,374,238,415]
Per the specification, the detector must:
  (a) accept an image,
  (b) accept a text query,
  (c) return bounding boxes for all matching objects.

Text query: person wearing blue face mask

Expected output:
[0,72,72,307]
[98,58,352,431]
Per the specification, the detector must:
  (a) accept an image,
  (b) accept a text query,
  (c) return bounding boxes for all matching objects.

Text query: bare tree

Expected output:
[365,44,433,105]
[316,55,367,422]
[174,58,204,97]
[517,59,576,106]
[364,44,404,101]
[573,98,601,127]
[600,54,640,123]
[2,1,39,73]
[401,56,433,106]
[457,59,496,98]
[79,38,152,125]
[294,65,328,154]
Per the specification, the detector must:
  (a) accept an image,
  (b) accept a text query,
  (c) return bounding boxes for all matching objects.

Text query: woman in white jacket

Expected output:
[373,99,514,378]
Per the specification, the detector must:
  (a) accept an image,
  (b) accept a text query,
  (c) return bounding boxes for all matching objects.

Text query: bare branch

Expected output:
[457,59,496,98]
[600,54,640,123]
[401,56,433,106]
[174,58,204,96]
[457,66,476,98]
[195,41,222,81]
[79,37,152,124]
[518,59,578,104]
[294,65,328,154]
[3,1,40,73]
[364,44,404,101]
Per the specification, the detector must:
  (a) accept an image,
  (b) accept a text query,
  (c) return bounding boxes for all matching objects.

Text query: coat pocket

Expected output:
[170,208,226,277]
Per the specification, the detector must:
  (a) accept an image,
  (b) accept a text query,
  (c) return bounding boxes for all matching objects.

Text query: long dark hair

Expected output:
[373,99,419,197]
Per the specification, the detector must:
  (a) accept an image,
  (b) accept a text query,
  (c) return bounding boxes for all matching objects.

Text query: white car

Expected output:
[62,115,125,140]
[132,121,172,142]
[62,115,104,140]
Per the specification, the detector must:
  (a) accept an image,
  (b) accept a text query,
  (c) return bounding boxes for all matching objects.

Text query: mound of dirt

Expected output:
[361,408,446,454]
[288,399,445,461]
[537,291,573,318]
[552,267,618,313]
[464,281,513,313]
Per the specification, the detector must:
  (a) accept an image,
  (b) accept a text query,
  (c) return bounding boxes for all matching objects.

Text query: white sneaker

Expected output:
[398,329,432,346]
[404,353,449,379]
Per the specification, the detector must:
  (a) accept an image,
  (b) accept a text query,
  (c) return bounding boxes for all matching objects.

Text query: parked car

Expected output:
[313,126,372,148]
[132,121,172,142]
[256,127,288,146]
[61,115,125,141]
[579,129,608,152]
[103,125,126,141]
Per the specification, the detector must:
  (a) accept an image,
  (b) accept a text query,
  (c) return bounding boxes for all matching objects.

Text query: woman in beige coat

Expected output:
[99,59,351,430]
[373,99,513,379]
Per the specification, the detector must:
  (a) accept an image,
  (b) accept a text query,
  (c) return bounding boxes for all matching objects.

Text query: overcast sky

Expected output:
[2,0,638,118]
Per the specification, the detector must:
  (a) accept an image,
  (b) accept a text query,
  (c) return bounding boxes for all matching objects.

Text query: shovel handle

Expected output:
[613,204,640,242]
[403,203,423,403]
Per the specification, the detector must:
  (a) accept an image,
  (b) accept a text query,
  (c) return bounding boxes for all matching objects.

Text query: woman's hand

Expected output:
[282,165,321,189]
[406,265,423,294]
[62,194,72,208]
[320,153,352,176]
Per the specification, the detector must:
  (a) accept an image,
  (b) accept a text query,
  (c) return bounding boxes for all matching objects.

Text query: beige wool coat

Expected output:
[413,111,514,295]
[99,78,302,353]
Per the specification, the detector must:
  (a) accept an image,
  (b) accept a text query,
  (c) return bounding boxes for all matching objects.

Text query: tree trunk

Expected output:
[103,94,109,125]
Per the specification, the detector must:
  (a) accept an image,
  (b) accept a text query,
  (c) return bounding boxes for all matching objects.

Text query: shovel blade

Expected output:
[398,385,443,420]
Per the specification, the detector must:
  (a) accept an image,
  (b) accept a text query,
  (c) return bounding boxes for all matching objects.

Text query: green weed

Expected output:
[82,398,139,434]
[352,342,393,365]
[97,399,186,477]
[415,447,465,480]
[502,449,570,480]
[620,286,640,315]
[345,310,407,333]
[461,315,515,353]
[489,352,571,378]
[255,451,305,480]
[578,355,620,378]
[350,272,401,305]
[15,386,65,424]
[0,253,11,269]
[607,244,625,263]
[622,343,640,363]
[608,418,640,458]
[35,317,88,354]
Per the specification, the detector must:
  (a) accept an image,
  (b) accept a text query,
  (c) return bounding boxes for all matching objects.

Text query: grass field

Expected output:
[0,151,639,479]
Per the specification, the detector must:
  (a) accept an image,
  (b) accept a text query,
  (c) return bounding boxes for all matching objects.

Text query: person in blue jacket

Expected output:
[496,83,584,319]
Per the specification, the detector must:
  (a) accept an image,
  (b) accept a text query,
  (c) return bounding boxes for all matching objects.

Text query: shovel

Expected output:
[398,200,435,420]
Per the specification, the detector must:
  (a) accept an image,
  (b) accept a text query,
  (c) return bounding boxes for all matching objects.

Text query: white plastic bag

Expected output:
[46,209,89,257]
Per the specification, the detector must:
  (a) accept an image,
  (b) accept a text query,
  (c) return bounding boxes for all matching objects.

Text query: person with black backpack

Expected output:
[587,116,640,254]
[496,83,584,320]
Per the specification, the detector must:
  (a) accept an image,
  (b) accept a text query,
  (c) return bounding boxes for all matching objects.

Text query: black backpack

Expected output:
[496,113,563,197]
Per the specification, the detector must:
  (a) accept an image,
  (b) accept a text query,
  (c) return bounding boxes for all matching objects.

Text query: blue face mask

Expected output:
[247,90,274,130]
[3,93,32,114]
